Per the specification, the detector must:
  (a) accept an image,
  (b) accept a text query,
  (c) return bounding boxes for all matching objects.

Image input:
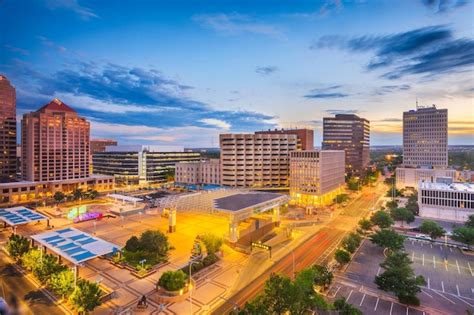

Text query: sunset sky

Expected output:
[1,0,473,147]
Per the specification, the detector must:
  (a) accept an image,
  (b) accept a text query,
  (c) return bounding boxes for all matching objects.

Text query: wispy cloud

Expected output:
[193,13,283,38]
[325,109,360,115]
[37,36,67,53]
[315,25,474,79]
[199,118,231,130]
[304,85,349,99]
[43,0,98,20]
[4,45,29,56]
[420,0,469,14]
[255,66,278,75]
[373,84,411,95]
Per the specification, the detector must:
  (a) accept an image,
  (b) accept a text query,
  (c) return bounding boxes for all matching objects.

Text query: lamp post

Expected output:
[189,260,200,315]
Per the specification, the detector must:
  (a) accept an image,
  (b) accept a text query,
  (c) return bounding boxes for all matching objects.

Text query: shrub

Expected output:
[158,270,188,291]
[334,249,351,265]
[69,279,102,313]
[200,234,223,255]
[21,248,42,271]
[202,253,219,267]
[33,252,66,284]
[49,269,75,298]
[6,234,30,260]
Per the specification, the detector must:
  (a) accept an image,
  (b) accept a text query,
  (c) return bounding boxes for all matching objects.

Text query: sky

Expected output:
[1,0,473,147]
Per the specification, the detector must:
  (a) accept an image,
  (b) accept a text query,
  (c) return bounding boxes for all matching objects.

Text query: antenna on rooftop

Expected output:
[416,97,419,109]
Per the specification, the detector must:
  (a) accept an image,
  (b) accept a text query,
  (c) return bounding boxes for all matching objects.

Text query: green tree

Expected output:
[386,200,398,210]
[53,191,65,205]
[333,298,363,315]
[236,295,271,315]
[405,193,419,215]
[334,193,349,204]
[69,279,102,314]
[49,269,75,298]
[465,214,474,228]
[262,274,294,315]
[200,233,223,255]
[358,218,373,233]
[451,226,474,250]
[342,233,362,254]
[291,269,329,315]
[124,236,140,252]
[334,249,351,265]
[419,220,445,241]
[375,251,426,305]
[21,248,42,271]
[347,177,360,191]
[370,211,394,229]
[370,229,405,251]
[390,207,415,227]
[140,230,170,256]
[312,265,333,289]
[33,253,66,284]
[6,234,30,260]
[158,270,188,291]
[72,188,83,201]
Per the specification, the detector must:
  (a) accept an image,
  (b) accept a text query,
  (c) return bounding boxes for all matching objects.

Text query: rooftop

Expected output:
[213,192,285,212]
[0,207,48,226]
[37,98,77,113]
[419,181,474,192]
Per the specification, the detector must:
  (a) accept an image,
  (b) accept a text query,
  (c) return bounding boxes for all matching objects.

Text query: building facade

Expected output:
[21,99,90,181]
[419,180,474,222]
[322,114,370,175]
[92,145,201,185]
[255,128,314,150]
[403,105,448,168]
[0,174,114,205]
[0,75,17,182]
[175,159,220,185]
[90,139,118,153]
[220,133,298,188]
[289,150,345,206]
[396,167,457,190]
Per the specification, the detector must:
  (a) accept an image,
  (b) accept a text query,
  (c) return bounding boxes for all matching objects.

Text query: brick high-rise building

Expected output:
[322,114,370,175]
[256,128,314,150]
[0,75,17,182]
[21,98,90,181]
[90,139,118,153]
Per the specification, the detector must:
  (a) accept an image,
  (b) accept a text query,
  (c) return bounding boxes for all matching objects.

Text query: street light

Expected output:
[189,260,200,315]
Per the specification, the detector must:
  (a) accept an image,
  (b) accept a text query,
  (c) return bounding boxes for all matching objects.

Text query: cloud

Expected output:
[315,25,474,79]
[4,45,29,56]
[193,13,283,38]
[373,84,411,95]
[43,0,98,20]
[255,66,278,75]
[304,85,348,99]
[375,118,403,122]
[325,109,360,115]
[199,118,231,130]
[286,0,344,19]
[420,0,469,13]
[37,36,67,53]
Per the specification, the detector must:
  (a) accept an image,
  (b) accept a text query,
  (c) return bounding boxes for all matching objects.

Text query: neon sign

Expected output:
[73,212,103,223]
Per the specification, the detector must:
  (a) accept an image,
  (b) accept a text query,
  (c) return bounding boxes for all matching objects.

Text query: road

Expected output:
[0,252,65,315]
[211,180,386,314]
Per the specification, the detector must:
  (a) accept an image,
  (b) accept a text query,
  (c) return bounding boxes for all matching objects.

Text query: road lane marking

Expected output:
[456,285,460,296]
[346,289,353,302]
[433,255,436,269]
[468,262,473,276]
[450,247,453,252]
[445,260,448,271]
[377,267,381,276]
[411,251,414,262]
[389,302,393,315]
[456,260,460,274]
[374,297,379,311]
[422,289,433,298]
[442,281,445,293]
[406,307,409,315]
[440,245,443,250]
[433,290,456,304]
[333,286,341,297]
[427,277,430,289]
[422,254,425,266]
[430,243,433,248]
[359,293,366,306]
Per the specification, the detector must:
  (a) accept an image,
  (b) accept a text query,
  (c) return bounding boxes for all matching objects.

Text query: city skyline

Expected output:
[1,0,473,147]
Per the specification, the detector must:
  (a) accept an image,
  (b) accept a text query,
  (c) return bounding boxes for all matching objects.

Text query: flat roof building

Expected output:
[290,150,345,207]
[0,75,17,182]
[175,159,220,186]
[255,128,314,150]
[322,114,370,176]
[90,139,117,153]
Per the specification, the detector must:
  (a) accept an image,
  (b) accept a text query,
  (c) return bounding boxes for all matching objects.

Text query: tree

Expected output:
[375,251,426,305]
[342,233,362,254]
[236,295,271,315]
[124,236,140,252]
[53,191,65,205]
[370,211,394,229]
[69,279,102,314]
[21,248,42,271]
[451,226,474,250]
[333,298,363,315]
[465,214,474,228]
[335,249,351,265]
[370,229,405,252]
[386,200,398,210]
[49,269,75,298]
[358,218,373,233]
[334,193,349,204]
[312,265,333,289]
[347,177,360,191]
[72,189,83,201]
[6,234,30,260]
[262,274,294,315]
[200,233,223,255]
[419,220,445,241]
[33,252,66,284]
[158,270,188,291]
[291,269,329,315]
[405,193,419,215]
[140,230,170,256]
[389,207,415,227]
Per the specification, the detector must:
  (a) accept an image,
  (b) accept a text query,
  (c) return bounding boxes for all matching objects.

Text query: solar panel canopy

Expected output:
[0,207,48,226]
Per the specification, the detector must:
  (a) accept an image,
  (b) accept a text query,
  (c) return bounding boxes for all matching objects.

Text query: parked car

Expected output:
[415,234,432,241]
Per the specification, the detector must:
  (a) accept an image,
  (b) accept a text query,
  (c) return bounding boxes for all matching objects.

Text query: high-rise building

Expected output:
[0,75,17,182]
[220,133,298,188]
[289,150,345,207]
[255,128,314,150]
[90,139,118,153]
[92,145,201,185]
[322,114,370,175]
[21,98,91,181]
[402,105,448,168]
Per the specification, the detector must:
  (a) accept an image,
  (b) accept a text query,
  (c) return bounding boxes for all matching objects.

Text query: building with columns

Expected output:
[175,159,220,186]
[0,75,17,182]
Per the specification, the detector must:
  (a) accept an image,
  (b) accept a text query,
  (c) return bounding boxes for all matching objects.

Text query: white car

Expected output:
[415,234,432,241]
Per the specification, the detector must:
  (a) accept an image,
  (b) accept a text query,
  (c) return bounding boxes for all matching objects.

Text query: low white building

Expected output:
[418,180,474,222]
[175,159,221,186]
[396,167,456,190]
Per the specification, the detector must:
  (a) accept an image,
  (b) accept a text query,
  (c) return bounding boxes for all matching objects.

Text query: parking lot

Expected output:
[331,238,474,314]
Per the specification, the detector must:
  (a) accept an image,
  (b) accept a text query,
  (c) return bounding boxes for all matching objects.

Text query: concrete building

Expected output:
[0,75,17,182]
[21,99,90,181]
[175,159,220,185]
[289,150,345,207]
[419,180,474,222]
[0,174,114,205]
[255,128,314,150]
[397,105,452,190]
[90,139,118,153]
[92,145,201,185]
[220,133,298,188]
[322,114,370,175]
